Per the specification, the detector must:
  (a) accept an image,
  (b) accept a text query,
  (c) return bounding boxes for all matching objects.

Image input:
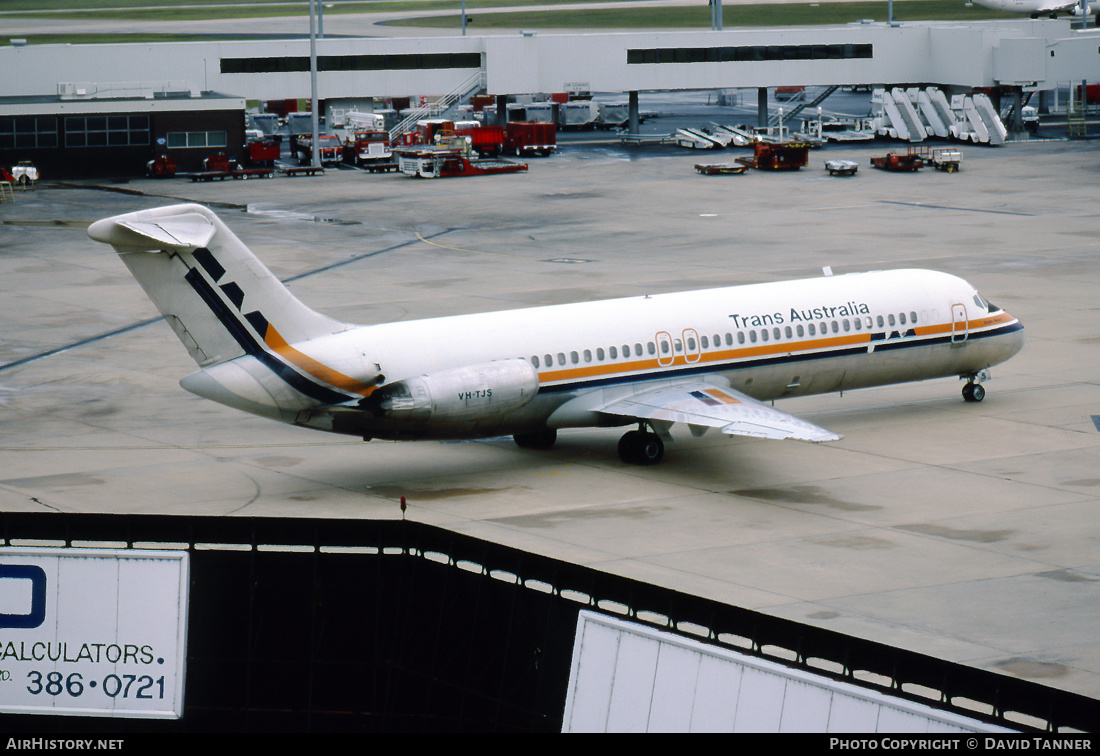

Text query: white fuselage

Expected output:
[199,269,1023,440]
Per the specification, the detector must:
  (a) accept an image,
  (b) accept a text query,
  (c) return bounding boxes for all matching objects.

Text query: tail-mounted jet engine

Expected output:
[362,358,540,437]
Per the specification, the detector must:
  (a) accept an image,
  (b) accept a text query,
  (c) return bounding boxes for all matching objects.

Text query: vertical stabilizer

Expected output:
[88,203,345,368]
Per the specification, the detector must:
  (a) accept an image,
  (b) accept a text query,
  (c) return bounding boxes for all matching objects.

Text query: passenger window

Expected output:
[899,312,906,325]
[876,315,884,328]
[888,314,896,327]
[557,353,565,366]
[842,319,850,332]
[808,323,816,336]
[796,324,804,338]
[737,332,745,345]
[853,318,861,331]
[622,344,629,357]
[583,349,592,363]
[785,326,793,339]
[772,327,780,340]
[610,346,618,359]
[570,351,579,364]
[701,335,709,349]
[910,311,918,323]
[660,340,670,354]
[673,339,682,353]
[760,329,769,342]
[749,330,758,343]
[596,347,604,361]
[831,321,839,333]
[532,356,540,368]
[725,333,733,346]
[687,337,696,351]
[544,354,552,367]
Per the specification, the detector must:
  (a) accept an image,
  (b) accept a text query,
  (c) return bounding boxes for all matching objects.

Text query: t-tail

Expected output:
[88,203,384,421]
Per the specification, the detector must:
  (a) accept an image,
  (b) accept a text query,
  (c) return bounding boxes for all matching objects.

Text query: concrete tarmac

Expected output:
[2,137,1100,709]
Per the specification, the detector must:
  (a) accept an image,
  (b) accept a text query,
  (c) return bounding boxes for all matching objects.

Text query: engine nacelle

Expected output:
[366,358,540,434]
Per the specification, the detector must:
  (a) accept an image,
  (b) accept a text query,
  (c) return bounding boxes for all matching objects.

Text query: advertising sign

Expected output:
[0,548,188,718]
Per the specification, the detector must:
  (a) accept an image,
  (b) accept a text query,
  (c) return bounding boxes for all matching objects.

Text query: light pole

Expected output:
[310,0,320,169]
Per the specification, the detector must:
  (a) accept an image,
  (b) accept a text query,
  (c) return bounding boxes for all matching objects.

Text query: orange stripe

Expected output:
[536,315,1017,385]
[704,387,740,404]
[264,326,378,397]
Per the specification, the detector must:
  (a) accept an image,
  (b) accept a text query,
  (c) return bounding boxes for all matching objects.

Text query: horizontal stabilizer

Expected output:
[88,209,215,252]
[599,382,841,443]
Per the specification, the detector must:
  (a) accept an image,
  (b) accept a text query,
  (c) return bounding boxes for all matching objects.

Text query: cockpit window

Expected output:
[974,293,999,313]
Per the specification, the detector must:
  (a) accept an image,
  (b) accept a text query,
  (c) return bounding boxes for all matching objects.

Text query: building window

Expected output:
[166,130,227,149]
[64,115,148,148]
[627,43,872,65]
[0,117,58,150]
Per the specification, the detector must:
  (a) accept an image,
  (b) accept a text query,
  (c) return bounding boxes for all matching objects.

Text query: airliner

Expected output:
[971,0,1089,18]
[88,204,1025,465]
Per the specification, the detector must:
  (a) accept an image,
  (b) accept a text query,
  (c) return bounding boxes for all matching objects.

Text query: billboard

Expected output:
[0,548,188,719]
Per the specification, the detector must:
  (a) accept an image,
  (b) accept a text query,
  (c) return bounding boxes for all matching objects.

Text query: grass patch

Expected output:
[1,0,647,22]
[401,1,1018,29]
[0,0,1021,43]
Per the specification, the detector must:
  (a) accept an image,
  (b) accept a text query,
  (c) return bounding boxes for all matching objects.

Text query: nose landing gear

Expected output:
[961,370,990,402]
[618,423,665,465]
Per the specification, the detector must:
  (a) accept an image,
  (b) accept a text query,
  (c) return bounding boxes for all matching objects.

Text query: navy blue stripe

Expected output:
[538,321,1023,395]
[184,264,349,405]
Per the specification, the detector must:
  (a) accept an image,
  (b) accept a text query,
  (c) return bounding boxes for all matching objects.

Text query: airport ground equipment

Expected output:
[735,141,810,170]
[245,137,280,166]
[183,153,274,181]
[675,128,727,149]
[824,159,859,176]
[870,149,924,172]
[146,155,178,178]
[871,87,1006,145]
[928,147,963,172]
[694,163,748,175]
[278,164,325,177]
[8,161,37,188]
[504,122,557,157]
[394,135,528,178]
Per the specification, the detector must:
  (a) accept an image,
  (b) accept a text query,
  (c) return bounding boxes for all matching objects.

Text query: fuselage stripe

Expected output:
[534,319,1022,394]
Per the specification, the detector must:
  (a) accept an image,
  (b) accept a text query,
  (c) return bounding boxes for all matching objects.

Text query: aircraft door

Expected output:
[682,328,701,363]
[656,331,674,366]
[951,303,968,344]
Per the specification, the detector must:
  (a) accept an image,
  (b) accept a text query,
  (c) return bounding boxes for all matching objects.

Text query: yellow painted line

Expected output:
[415,232,516,259]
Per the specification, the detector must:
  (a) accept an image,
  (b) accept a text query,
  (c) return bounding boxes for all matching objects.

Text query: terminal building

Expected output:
[1,18,1099,176]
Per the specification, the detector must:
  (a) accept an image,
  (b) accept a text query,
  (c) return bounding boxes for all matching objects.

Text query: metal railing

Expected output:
[389,71,486,144]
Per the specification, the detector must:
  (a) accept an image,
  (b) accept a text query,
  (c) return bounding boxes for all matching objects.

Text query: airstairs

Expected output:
[388,71,487,143]
[771,85,840,125]
[870,86,1008,144]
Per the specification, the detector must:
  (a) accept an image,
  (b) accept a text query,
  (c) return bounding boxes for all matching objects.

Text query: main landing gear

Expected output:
[961,371,989,403]
[617,423,665,466]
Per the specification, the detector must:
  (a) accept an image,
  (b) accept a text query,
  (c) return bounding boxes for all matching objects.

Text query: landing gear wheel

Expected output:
[513,429,557,450]
[962,382,986,402]
[617,430,664,465]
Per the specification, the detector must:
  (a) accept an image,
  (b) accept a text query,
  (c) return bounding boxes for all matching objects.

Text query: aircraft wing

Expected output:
[597,382,842,443]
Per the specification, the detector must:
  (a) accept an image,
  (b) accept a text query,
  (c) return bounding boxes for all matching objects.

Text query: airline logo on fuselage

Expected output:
[729,301,872,328]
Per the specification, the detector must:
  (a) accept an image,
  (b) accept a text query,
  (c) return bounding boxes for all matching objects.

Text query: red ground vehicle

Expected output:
[503,121,556,157]
[246,138,280,166]
[146,155,177,178]
[735,141,810,170]
[342,129,394,169]
[454,124,505,156]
